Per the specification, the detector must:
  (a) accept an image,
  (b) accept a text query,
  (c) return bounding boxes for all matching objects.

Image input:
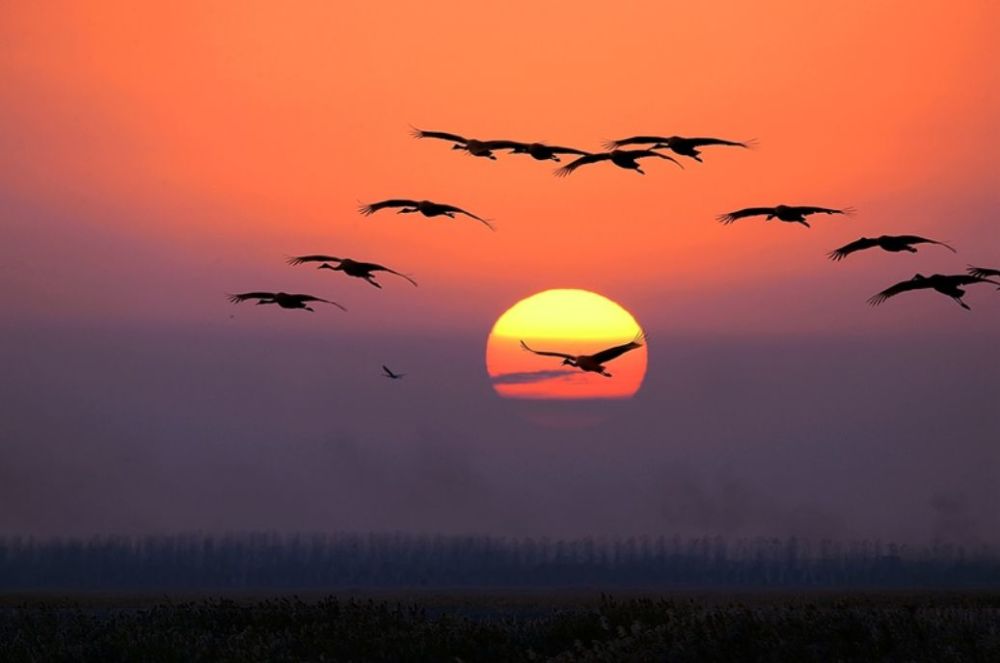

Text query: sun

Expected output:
[485,289,647,400]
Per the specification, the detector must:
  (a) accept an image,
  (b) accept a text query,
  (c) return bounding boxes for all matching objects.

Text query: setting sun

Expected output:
[485,289,647,399]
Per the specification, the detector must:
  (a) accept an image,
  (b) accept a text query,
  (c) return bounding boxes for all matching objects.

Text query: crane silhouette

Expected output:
[409,127,512,160]
[519,333,645,377]
[603,135,753,162]
[828,235,955,261]
[359,199,494,230]
[718,205,853,227]
[488,140,591,162]
[227,292,347,312]
[554,150,683,176]
[867,274,1000,310]
[286,255,418,289]
[382,365,405,380]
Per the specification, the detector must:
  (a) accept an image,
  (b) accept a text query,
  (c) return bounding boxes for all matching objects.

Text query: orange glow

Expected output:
[486,290,647,399]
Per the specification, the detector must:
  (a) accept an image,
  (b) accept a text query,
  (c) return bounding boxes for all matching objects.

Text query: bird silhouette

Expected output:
[967,265,1000,281]
[519,333,645,377]
[490,140,592,162]
[554,150,683,177]
[828,235,955,261]
[718,205,853,227]
[359,199,494,230]
[409,127,513,160]
[227,292,347,312]
[603,135,753,162]
[867,274,1000,310]
[287,255,417,289]
[382,365,405,379]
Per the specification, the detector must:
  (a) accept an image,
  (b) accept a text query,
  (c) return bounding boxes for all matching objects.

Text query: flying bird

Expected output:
[359,199,494,230]
[519,333,645,378]
[717,205,853,227]
[493,140,592,162]
[554,150,683,177]
[867,274,1000,310]
[603,135,753,162]
[382,365,405,380]
[828,235,956,261]
[226,292,347,312]
[967,265,1000,281]
[409,127,513,160]
[287,255,417,289]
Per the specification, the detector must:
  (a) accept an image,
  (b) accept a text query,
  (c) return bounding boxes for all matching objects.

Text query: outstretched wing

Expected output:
[519,340,574,360]
[589,333,645,365]
[683,137,751,148]
[602,135,668,150]
[545,144,592,156]
[554,152,612,177]
[287,254,342,266]
[794,206,852,216]
[828,237,879,261]
[967,265,1000,279]
[635,150,684,169]
[291,294,347,311]
[892,236,956,252]
[436,204,494,230]
[867,279,930,306]
[366,263,418,287]
[227,292,275,304]
[410,127,467,143]
[944,274,1000,287]
[480,139,524,150]
[359,199,419,215]
[716,207,776,224]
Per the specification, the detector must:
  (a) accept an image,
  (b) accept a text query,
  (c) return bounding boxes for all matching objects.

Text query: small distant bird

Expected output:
[359,199,494,230]
[867,274,1000,310]
[519,333,645,378]
[227,292,347,312]
[287,255,418,289]
[828,235,956,261]
[490,140,591,162]
[717,205,852,227]
[409,127,512,160]
[967,265,1000,281]
[554,150,683,177]
[604,135,752,162]
[382,365,405,380]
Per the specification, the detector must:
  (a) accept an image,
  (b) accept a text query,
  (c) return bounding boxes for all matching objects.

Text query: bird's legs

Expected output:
[634,166,646,175]
[797,219,811,228]
[951,296,971,310]
[304,306,315,312]
[363,275,382,289]
[444,212,456,218]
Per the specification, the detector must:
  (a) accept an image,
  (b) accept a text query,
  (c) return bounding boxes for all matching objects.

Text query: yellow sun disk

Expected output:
[491,289,642,340]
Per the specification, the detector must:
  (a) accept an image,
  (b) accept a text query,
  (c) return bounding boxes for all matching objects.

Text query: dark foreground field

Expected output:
[2,591,999,662]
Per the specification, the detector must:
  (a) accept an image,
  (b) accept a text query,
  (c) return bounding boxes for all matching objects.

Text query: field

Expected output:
[2,590,999,661]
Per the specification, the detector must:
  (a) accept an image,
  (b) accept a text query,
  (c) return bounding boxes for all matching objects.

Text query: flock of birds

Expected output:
[227,127,1000,380]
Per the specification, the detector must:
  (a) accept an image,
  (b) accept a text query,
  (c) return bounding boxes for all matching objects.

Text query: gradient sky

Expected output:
[1,2,998,542]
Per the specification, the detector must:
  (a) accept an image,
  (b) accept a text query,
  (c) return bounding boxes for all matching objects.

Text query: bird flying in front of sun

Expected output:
[485,289,647,400]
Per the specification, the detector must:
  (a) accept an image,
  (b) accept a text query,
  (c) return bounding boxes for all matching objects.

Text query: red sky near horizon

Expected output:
[2,1,999,338]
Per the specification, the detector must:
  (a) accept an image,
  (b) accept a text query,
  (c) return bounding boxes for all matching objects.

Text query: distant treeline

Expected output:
[1,533,998,590]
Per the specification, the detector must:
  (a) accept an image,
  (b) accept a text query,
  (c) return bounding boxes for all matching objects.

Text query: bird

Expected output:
[603,135,753,162]
[717,205,853,227]
[867,274,1000,310]
[409,127,513,160]
[287,255,418,289]
[519,333,645,378]
[226,292,347,312]
[828,235,956,261]
[493,140,592,162]
[554,150,683,177]
[967,265,1000,280]
[359,199,494,230]
[382,365,405,380]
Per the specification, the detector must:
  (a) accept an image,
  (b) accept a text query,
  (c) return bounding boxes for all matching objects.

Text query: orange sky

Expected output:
[2,1,999,336]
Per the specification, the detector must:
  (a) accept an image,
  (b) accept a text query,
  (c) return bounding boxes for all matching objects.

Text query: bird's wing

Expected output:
[359,199,419,215]
[589,333,645,364]
[636,150,684,168]
[436,205,495,230]
[519,340,574,360]
[366,263,418,287]
[967,265,1000,279]
[410,127,467,143]
[554,152,612,177]
[602,136,667,150]
[382,365,397,378]
[480,139,524,150]
[795,206,850,216]
[894,236,957,252]
[683,137,750,148]
[716,207,775,224]
[287,254,341,265]
[828,237,879,261]
[228,292,275,303]
[292,295,348,311]
[546,144,593,156]
[945,274,1000,287]
[867,279,929,306]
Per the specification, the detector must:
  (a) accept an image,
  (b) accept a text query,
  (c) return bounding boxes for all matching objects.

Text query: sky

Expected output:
[1,1,999,543]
